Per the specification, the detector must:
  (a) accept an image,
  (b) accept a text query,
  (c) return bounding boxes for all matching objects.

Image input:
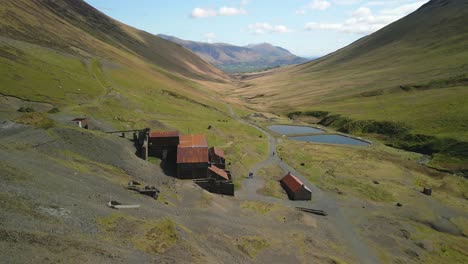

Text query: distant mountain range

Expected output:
[158,34,309,73]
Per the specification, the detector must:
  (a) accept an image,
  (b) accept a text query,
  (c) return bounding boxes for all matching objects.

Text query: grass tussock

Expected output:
[48,107,60,113]
[14,112,55,129]
[241,201,281,215]
[17,106,35,112]
[411,220,468,264]
[450,217,468,237]
[195,191,214,208]
[98,213,179,254]
[0,192,46,219]
[324,176,394,202]
[134,219,178,254]
[257,165,286,199]
[236,236,269,258]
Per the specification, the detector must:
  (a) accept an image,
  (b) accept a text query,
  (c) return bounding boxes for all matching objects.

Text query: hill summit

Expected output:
[158,34,309,73]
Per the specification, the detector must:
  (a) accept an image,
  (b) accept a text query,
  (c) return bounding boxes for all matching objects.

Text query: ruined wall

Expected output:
[177,163,208,179]
[195,180,234,196]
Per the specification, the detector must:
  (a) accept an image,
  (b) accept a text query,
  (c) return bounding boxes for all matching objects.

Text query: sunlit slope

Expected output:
[240,0,468,108]
[0,0,226,81]
[0,0,267,178]
[0,0,229,108]
[237,0,468,171]
[0,0,232,125]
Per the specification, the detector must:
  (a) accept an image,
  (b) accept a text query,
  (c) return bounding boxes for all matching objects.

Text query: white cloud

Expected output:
[352,7,371,17]
[191,8,217,18]
[305,1,425,35]
[296,0,331,14]
[273,25,290,33]
[305,22,342,30]
[219,6,247,16]
[380,1,425,15]
[248,23,292,34]
[204,32,216,43]
[191,6,247,18]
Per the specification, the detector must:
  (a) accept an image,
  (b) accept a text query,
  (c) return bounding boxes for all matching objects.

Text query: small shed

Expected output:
[72,118,88,129]
[280,172,311,201]
[208,165,231,181]
[176,134,209,179]
[209,147,226,169]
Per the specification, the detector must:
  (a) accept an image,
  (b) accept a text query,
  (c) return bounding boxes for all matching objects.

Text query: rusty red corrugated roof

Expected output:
[210,147,225,158]
[177,146,208,163]
[280,173,303,193]
[149,130,179,138]
[179,134,208,148]
[208,165,229,180]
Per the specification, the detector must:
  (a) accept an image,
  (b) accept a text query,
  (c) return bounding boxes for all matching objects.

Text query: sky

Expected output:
[83,0,428,57]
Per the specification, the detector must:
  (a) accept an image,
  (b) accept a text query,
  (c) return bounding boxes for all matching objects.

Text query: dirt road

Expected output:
[226,105,381,264]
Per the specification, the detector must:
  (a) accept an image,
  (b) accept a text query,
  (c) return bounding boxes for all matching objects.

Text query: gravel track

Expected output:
[226,104,381,264]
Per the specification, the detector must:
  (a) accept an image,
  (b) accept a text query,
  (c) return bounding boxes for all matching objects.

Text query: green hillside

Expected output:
[0,0,267,179]
[1,1,467,263]
[235,0,468,172]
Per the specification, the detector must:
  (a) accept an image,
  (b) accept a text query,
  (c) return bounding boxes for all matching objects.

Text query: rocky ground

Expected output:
[1,99,467,264]
[0,119,353,263]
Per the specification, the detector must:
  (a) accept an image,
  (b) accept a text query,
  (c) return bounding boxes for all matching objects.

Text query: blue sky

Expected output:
[84,0,428,57]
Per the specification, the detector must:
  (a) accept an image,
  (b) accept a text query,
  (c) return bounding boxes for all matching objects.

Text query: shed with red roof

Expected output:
[208,165,231,181]
[280,172,311,200]
[72,117,88,129]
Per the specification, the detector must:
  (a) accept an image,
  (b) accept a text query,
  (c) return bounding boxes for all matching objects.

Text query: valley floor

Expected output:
[0,97,467,264]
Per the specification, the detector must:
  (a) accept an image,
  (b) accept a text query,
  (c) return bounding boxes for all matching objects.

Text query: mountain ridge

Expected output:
[158,34,309,73]
[0,0,227,82]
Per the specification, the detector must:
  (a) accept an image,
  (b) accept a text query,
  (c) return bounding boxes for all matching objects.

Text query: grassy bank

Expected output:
[287,105,468,174]
[277,139,468,203]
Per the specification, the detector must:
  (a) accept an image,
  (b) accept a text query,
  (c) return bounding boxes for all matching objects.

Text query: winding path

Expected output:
[226,104,381,264]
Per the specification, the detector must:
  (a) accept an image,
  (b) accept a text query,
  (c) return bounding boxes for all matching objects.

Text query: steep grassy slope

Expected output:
[0,0,226,81]
[0,0,267,179]
[159,34,309,73]
[235,0,468,172]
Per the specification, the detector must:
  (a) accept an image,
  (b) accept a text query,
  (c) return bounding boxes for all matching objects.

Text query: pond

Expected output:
[268,125,325,135]
[290,134,370,146]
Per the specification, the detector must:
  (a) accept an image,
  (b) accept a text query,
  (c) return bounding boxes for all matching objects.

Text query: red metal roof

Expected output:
[280,173,304,193]
[208,165,229,180]
[149,130,179,138]
[177,146,208,163]
[179,134,208,148]
[210,147,225,158]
